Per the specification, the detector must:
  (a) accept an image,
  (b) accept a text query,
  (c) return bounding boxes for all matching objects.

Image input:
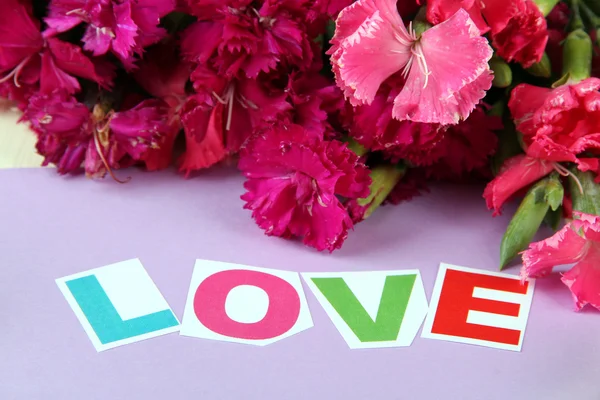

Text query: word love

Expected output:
[56,259,535,353]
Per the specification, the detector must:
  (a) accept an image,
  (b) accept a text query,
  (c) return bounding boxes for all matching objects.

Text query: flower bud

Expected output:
[349,165,405,221]
[526,52,552,78]
[499,173,564,269]
[490,56,512,88]
[531,0,560,16]
[559,29,593,84]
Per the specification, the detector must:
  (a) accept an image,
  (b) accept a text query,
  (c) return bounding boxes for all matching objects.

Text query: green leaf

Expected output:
[499,174,564,269]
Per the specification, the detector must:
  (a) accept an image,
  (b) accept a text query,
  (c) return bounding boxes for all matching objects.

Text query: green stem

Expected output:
[583,0,600,15]
[570,0,586,30]
[580,0,600,26]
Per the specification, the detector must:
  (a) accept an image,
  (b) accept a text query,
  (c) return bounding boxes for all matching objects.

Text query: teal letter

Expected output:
[66,275,178,344]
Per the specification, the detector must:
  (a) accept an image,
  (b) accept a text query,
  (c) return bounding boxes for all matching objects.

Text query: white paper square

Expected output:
[56,259,180,352]
[302,270,429,349]
[180,260,313,346]
[421,263,535,351]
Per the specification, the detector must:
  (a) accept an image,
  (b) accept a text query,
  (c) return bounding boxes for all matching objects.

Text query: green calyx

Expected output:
[344,137,368,158]
[526,52,552,78]
[555,29,593,86]
[490,57,513,88]
[357,165,406,219]
[569,166,600,215]
[532,0,561,16]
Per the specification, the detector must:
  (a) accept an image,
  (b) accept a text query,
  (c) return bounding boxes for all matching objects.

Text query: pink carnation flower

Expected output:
[521,212,600,311]
[351,83,443,165]
[24,90,170,179]
[328,0,492,125]
[134,42,192,171]
[178,65,291,175]
[182,0,315,79]
[350,84,499,174]
[426,0,548,68]
[44,0,175,69]
[484,78,600,214]
[0,0,114,96]
[285,71,345,139]
[239,124,371,252]
[424,107,501,180]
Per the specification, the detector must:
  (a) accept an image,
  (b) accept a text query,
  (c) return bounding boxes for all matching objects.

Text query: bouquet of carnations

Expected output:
[2,0,600,310]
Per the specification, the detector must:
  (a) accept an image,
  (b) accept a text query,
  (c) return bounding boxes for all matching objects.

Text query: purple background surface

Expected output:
[1,168,599,400]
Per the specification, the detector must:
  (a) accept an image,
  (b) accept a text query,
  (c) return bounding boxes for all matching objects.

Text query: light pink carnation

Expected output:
[521,213,600,311]
[328,0,492,125]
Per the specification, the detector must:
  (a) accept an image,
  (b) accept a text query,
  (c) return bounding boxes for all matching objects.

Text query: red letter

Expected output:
[194,269,301,340]
[424,265,534,350]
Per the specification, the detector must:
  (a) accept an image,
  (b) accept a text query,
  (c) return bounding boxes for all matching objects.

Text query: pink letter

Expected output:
[194,269,301,340]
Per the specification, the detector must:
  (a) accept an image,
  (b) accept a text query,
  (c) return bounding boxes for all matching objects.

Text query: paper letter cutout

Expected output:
[56,259,180,352]
[180,260,313,346]
[194,269,301,340]
[302,270,428,349]
[421,263,535,351]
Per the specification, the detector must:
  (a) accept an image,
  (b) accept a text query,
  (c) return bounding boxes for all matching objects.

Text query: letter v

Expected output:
[302,271,429,349]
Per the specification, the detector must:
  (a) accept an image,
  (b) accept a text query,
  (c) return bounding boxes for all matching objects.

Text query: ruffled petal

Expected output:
[43,0,87,38]
[426,0,489,34]
[178,97,227,175]
[180,21,223,64]
[483,154,555,215]
[111,1,139,65]
[330,0,412,105]
[47,38,115,90]
[294,193,353,252]
[523,213,600,311]
[561,249,600,311]
[392,9,493,124]
[521,224,588,280]
[39,50,81,94]
[0,0,43,71]
[508,83,551,135]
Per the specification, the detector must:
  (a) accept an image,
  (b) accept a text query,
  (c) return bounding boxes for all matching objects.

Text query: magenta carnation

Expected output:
[182,0,316,79]
[239,124,371,251]
[44,0,176,69]
[24,89,171,179]
[0,0,114,96]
